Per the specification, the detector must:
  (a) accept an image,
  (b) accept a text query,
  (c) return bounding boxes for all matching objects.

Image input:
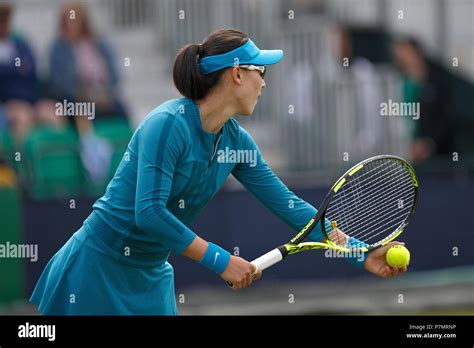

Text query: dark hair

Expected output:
[394,36,424,56]
[59,3,94,39]
[0,3,12,18]
[405,38,424,56]
[173,28,249,100]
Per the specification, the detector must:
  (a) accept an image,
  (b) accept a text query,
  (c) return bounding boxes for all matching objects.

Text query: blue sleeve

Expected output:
[231,127,326,242]
[134,113,197,255]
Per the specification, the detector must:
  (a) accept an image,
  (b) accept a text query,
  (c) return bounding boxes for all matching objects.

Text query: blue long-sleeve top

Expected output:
[88,98,327,267]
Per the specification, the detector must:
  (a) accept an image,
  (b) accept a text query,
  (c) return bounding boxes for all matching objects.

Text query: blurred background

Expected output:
[0,0,473,315]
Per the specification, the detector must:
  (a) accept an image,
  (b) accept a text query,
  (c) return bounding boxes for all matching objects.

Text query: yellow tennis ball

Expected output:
[386,245,410,268]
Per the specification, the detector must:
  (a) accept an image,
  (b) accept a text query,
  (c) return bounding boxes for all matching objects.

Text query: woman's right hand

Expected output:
[220,256,262,290]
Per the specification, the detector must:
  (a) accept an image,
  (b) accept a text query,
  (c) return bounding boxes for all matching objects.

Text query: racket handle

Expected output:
[251,248,284,271]
[226,248,283,288]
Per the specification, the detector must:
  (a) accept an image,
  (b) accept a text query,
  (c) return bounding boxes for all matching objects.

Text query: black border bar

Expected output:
[0,315,472,346]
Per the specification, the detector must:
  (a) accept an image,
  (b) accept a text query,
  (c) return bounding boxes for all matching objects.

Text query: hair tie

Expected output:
[197,44,203,56]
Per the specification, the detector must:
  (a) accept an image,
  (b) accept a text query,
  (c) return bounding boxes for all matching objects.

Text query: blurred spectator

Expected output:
[336,26,385,157]
[0,100,15,187]
[392,38,454,162]
[48,2,130,182]
[49,2,128,123]
[0,104,8,167]
[284,59,315,170]
[0,3,61,142]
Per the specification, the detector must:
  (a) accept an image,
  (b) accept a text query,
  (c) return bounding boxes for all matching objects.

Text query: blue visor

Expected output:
[198,39,283,75]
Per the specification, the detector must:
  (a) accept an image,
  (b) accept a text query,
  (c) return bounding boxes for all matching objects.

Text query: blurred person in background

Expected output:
[0,3,61,143]
[0,103,15,186]
[31,28,407,316]
[336,26,385,157]
[392,37,454,163]
[49,2,127,122]
[0,101,15,187]
[49,2,129,182]
[283,25,386,169]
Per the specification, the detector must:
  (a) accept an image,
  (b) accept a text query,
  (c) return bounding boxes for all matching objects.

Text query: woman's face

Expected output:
[61,6,87,41]
[233,67,266,116]
[392,42,422,74]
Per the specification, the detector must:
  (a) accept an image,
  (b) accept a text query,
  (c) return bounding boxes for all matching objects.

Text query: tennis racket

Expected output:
[227,155,418,288]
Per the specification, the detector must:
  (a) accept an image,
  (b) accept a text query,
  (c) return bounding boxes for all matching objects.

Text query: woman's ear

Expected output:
[230,66,242,84]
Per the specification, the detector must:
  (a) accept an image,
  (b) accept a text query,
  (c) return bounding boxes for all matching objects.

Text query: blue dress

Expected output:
[30,98,326,315]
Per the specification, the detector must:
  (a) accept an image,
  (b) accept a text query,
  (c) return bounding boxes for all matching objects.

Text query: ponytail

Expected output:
[173,28,248,100]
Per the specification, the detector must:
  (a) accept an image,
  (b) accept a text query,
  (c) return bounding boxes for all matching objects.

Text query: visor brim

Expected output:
[249,49,283,66]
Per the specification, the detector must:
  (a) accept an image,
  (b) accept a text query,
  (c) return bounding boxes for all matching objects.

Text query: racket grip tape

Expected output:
[226,248,284,288]
[251,248,284,271]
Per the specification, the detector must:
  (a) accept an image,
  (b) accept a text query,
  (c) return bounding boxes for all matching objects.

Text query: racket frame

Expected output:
[228,155,418,286]
[266,155,418,264]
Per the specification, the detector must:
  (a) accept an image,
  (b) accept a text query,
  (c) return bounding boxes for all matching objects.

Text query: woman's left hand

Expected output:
[363,241,408,277]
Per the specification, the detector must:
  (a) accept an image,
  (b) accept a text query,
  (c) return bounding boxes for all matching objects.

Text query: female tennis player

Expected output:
[30,28,407,315]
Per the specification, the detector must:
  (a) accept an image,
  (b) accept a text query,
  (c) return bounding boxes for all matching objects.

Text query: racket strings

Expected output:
[328,228,349,245]
[328,169,412,231]
[329,175,411,231]
[349,201,412,243]
[330,161,401,203]
[330,164,402,206]
[330,170,414,236]
[331,198,411,244]
[335,160,413,243]
[329,164,411,233]
[349,192,413,241]
[338,161,414,244]
[326,159,415,248]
